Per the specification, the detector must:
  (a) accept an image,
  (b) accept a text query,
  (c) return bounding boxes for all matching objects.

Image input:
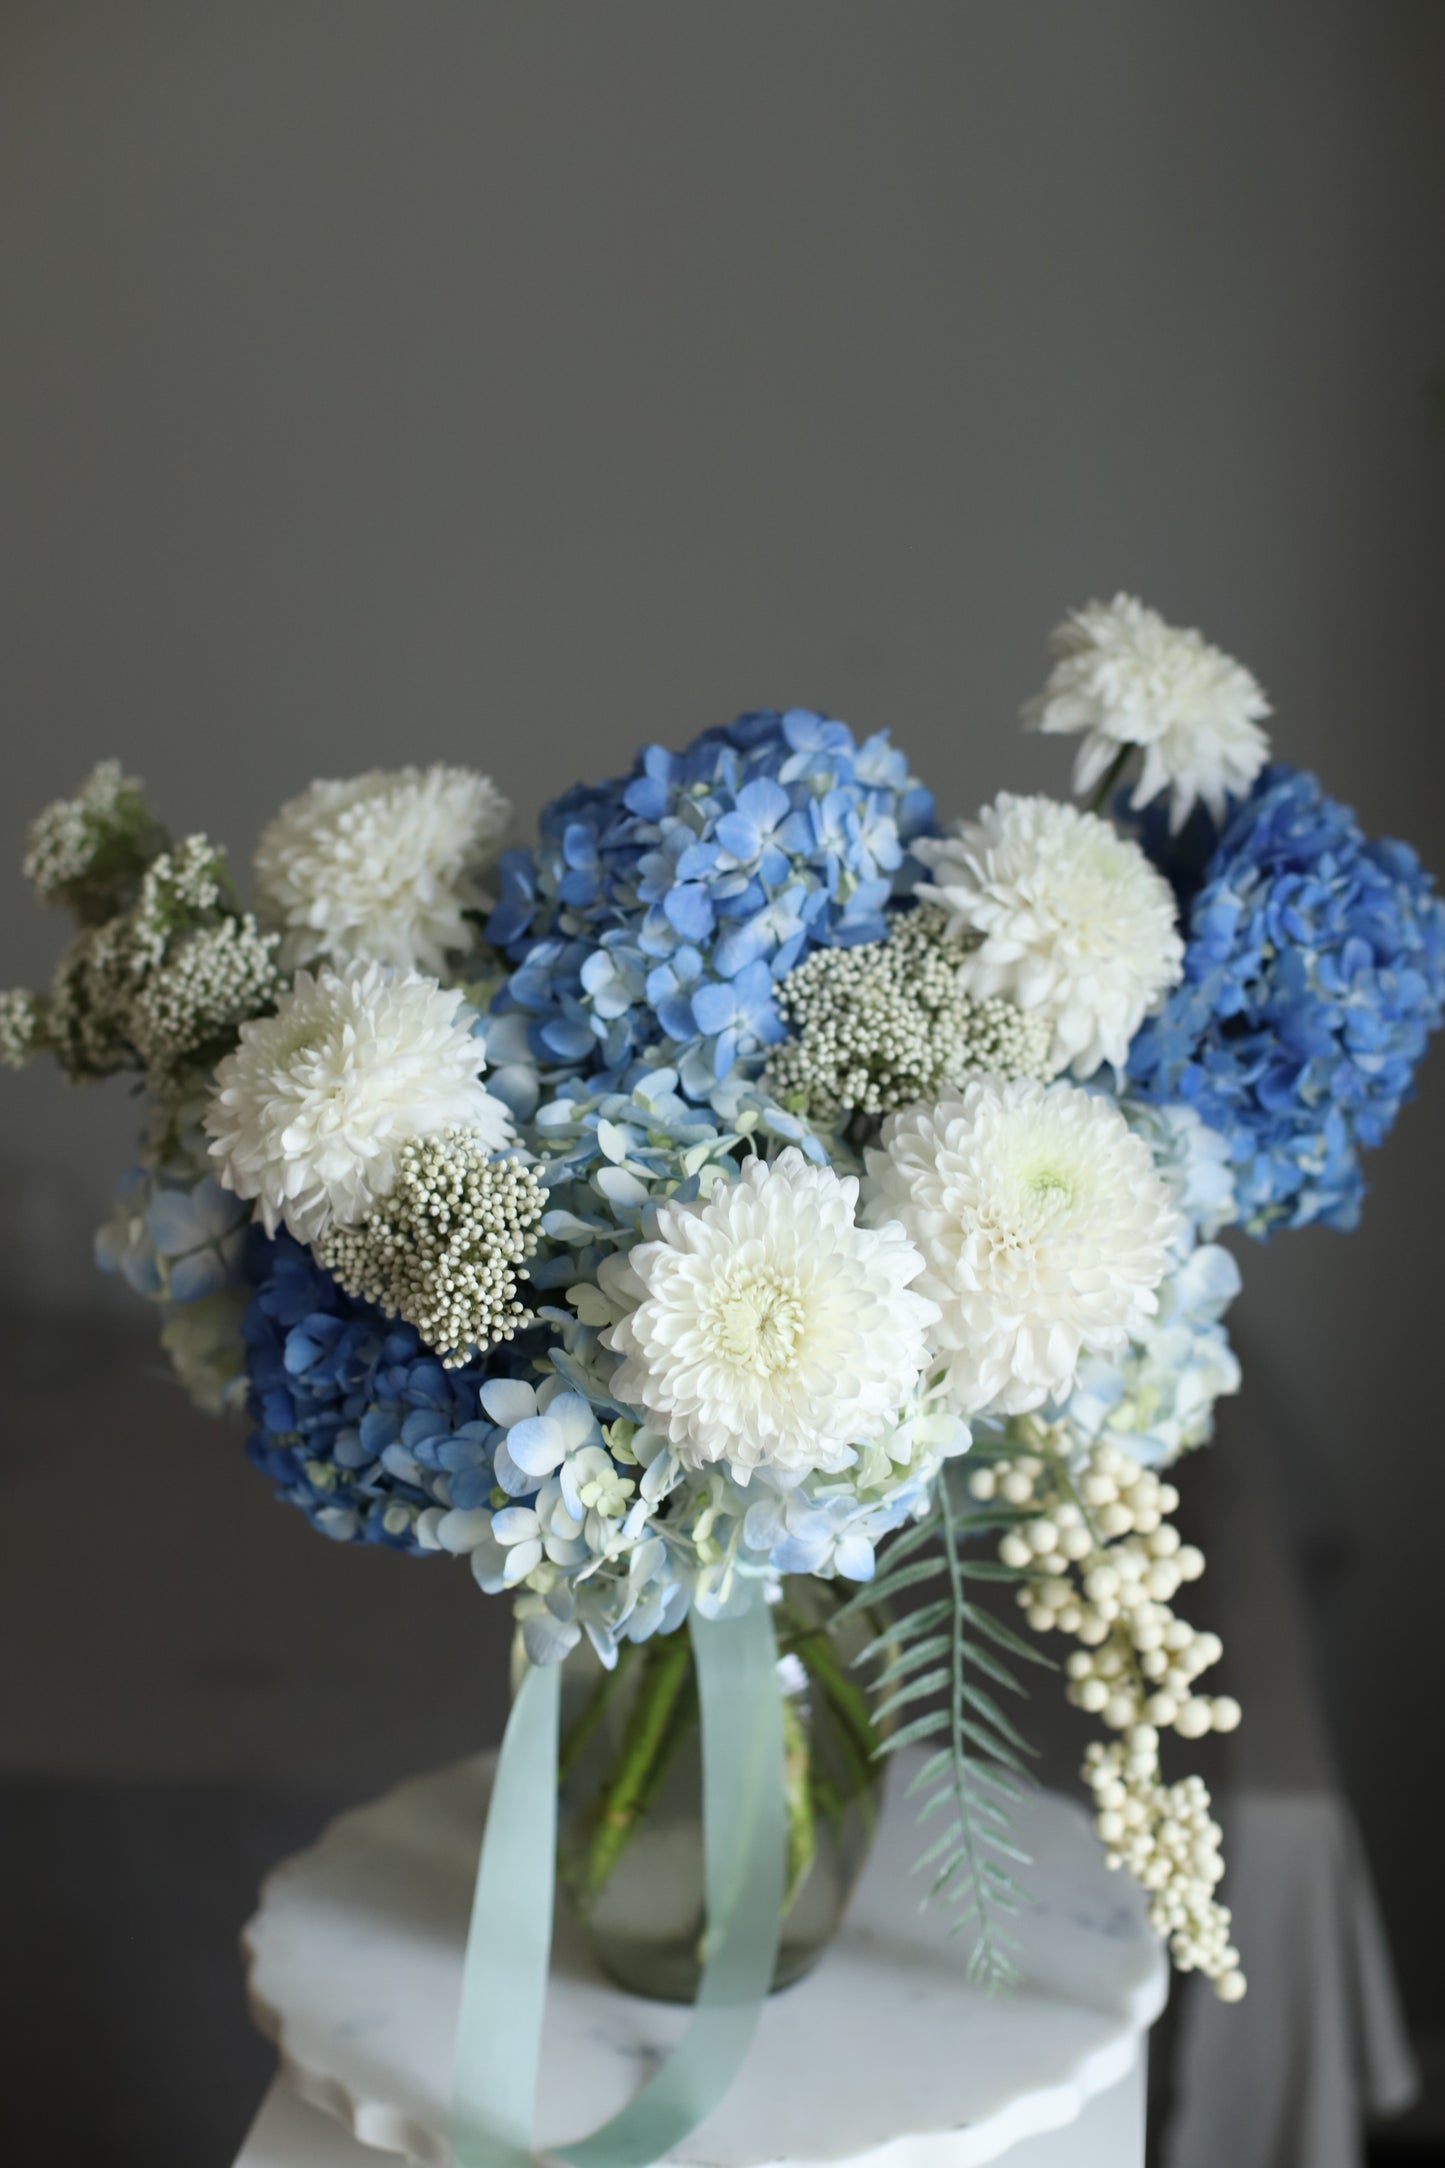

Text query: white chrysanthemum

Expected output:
[204,962,511,1242]
[862,1079,1180,1418]
[1025,594,1271,830]
[915,794,1183,1077]
[599,1149,936,1481]
[254,766,512,974]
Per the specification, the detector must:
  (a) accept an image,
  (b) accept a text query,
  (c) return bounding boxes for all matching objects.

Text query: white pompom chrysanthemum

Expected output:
[254,765,512,974]
[863,1079,1180,1418]
[1025,594,1271,830]
[204,962,512,1243]
[915,794,1183,1077]
[599,1149,937,1481]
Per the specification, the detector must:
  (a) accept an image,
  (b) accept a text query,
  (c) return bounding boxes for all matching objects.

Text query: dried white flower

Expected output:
[36,837,281,1087]
[205,962,511,1243]
[317,1131,545,1365]
[767,909,1052,1123]
[254,765,512,974]
[863,1078,1180,1417]
[600,1148,936,1481]
[0,989,47,1069]
[22,760,167,920]
[915,794,1183,1077]
[1025,594,1271,830]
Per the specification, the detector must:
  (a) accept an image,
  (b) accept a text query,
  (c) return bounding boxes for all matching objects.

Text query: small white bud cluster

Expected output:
[317,1129,546,1366]
[23,760,167,920]
[128,916,282,1082]
[768,909,1052,1123]
[971,1437,1245,1999]
[38,836,281,1089]
[0,988,46,1070]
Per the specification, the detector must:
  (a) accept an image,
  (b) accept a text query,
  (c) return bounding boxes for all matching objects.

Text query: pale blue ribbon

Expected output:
[453,1598,787,2168]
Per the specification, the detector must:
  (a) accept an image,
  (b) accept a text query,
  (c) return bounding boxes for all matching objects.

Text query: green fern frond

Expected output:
[845,1466,1056,1991]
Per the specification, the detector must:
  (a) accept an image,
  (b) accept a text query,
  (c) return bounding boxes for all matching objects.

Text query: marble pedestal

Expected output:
[239,1752,1164,2168]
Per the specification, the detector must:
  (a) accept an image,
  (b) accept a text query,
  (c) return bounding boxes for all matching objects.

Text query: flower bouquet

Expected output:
[8,597,1443,2164]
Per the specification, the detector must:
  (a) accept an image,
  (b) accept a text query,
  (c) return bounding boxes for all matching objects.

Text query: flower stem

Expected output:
[1088,744,1136,817]
[571,1632,694,1913]
[557,1638,637,1785]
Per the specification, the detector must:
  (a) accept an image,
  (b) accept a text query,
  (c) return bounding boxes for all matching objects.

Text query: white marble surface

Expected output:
[243,1751,1164,2168]
[234,2059,1144,2168]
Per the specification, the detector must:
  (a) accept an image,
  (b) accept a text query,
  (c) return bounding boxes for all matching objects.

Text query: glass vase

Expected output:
[550,1579,887,2002]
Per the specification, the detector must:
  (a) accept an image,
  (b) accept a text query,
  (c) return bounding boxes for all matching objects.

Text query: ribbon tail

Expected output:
[559,1599,787,2168]
[452,1598,786,2168]
[453,1657,562,2168]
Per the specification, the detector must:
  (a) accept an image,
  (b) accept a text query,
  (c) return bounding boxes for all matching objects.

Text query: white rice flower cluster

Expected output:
[767,909,1052,1123]
[206,961,512,1243]
[128,917,281,1082]
[973,1438,1245,1999]
[0,989,46,1069]
[915,795,1183,1077]
[863,1078,1179,1417]
[1025,594,1271,831]
[600,1148,937,1480]
[38,837,281,1087]
[317,1130,546,1366]
[22,759,167,918]
[254,765,512,975]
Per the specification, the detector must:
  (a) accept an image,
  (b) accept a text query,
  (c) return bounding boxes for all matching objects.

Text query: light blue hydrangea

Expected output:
[96,1165,250,1302]
[486,709,934,1114]
[1053,1241,1242,1468]
[95,1160,253,1410]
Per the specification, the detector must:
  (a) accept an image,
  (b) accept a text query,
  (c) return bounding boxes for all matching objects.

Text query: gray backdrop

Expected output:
[2,3,1443,2158]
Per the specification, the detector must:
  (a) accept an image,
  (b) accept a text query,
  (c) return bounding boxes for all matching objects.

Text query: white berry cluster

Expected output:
[767,908,1051,1124]
[22,760,168,921]
[971,1436,1245,1999]
[316,1129,546,1366]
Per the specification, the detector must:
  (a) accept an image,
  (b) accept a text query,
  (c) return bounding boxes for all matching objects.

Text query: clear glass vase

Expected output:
[550,1580,887,2002]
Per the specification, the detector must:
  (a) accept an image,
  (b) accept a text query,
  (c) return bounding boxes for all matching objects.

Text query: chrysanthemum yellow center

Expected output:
[703,1264,806,1375]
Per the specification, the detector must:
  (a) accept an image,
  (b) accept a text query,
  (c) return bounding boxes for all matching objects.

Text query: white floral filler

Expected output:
[915,793,1183,1077]
[254,764,512,975]
[600,1150,937,1479]
[1025,593,1271,830]
[14,602,1347,2015]
[205,961,512,1243]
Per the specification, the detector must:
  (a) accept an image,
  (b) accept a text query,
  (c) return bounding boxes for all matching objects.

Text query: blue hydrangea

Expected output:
[242,1231,505,1550]
[240,1231,689,1662]
[1128,765,1445,1234]
[486,709,933,1112]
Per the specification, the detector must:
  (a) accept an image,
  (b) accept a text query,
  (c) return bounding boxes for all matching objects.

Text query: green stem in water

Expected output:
[572,1632,694,1913]
[783,1611,885,1826]
[780,1695,817,1912]
[557,1638,639,1785]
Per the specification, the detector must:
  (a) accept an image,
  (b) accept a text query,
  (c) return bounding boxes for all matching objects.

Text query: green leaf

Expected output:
[874,1709,950,1758]
[960,1683,1037,1754]
[961,1602,1060,1671]
[870,1666,950,1725]
[853,1601,952,1669]
[868,1634,950,1693]
[855,1467,1037,1993]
